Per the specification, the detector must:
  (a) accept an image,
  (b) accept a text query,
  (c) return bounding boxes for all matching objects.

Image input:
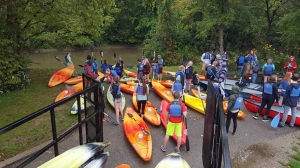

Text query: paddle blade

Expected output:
[270,113,280,128]
[103,112,118,125]
[54,56,61,61]
[183,55,188,66]
[100,51,103,57]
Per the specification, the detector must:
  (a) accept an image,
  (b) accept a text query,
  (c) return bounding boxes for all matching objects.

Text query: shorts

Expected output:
[158,67,163,74]
[137,71,143,80]
[114,98,122,103]
[166,121,182,136]
[264,72,272,76]
[143,71,150,75]
[186,79,192,84]
[201,62,208,70]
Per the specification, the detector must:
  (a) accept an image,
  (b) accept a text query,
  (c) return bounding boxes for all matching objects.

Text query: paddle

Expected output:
[127,113,150,136]
[142,49,145,56]
[90,43,94,58]
[184,117,190,151]
[152,50,156,61]
[100,51,103,64]
[114,53,117,63]
[78,65,84,67]
[182,55,188,95]
[65,84,119,124]
[270,106,283,128]
[54,56,67,66]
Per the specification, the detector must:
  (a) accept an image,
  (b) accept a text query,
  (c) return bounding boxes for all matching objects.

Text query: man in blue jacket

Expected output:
[279,73,300,128]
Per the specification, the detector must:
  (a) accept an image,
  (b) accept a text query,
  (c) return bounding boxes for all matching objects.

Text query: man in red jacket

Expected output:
[284,56,297,73]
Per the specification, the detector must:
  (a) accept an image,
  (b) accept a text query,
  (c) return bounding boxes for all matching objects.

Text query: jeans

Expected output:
[252,73,258,84]
[235,66,244,77]
[280,106,297,127]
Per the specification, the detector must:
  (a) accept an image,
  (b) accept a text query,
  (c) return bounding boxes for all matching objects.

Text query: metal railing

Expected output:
[202,80,231,168]
[0,73,105,167]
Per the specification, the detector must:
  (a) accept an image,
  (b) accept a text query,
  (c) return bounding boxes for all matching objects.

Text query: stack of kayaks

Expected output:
[243,99,300,126]
[123,107,152,161]
[55,82,83,102]
[123,69,137,78]
[48,65,75,87]
[132,93,161,126]
[38,142,110,168]
[152,79,174,103]
[160,80,173,88]
[120,83,136,95]
[64,76,82,85]
[160,100,186,144]
[155,153,191,168]
[107,86,126,111]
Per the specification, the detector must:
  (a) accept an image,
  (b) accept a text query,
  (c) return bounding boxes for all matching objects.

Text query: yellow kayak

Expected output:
[183,93,206,114]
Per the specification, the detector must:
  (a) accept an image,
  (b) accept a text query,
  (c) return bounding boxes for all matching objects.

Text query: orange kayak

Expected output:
[132,93,161,126]
[159,100,186,144]
[55,82,83,102]
[152,79,174,103]
[160,80,173,88]
[64,76,82,85]
[162,70,175,77]
[126,80,136,86]
[123,69,137,78]
[123,107,152,161]
[48,65,74,87]
[191,89,246,119]
[198,75,206,80]
[120,83,136,95]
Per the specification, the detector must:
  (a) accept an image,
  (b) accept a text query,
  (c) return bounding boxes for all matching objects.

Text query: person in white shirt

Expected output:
[200,50,211,76]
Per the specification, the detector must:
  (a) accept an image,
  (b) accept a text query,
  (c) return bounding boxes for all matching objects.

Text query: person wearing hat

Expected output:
[284,56,297,73]
[157,55,164,81]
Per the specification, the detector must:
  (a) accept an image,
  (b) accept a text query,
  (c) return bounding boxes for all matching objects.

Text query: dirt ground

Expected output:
[1,88,300,168]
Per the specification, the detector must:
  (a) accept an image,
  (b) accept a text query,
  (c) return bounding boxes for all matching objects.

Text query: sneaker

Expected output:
[160,145,166,152]
[175,147,180,154]
[262,117,269,122]
[114,121,120,125]
[289,125,294,128]
[252,115,258,120]
[232,132,236,136]
[278,124,284,127]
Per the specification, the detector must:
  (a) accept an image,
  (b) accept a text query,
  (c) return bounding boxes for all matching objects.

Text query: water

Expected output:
[29,46,143,73]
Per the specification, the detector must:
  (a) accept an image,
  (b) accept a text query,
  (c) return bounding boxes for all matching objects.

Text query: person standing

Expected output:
[65,52,74,76]
[110,76,123,124]
[279,73,300,127]
[234,53,245,78]
[114,61,123,77]
[143,58,151,82]
[157,55,164,81]
[205,61,217,81]
[284,56,297,73]
[278,72,292,106]
[151,60,158,79]
[136,59,144,80]
[221,51,229,67]
[100,59,110,74]
[173,65,186,97]
[252,60,261,84]
[262,58,275,83]
[92,58,99,75]
[160,91,187,154]
[245,50,257,74]
[200,50,211,76]
[135,78,149,119]
[226,85,242,136]
[216,64,228,99]
[118,57,124,72]
[252,75,278,121]
[210,51,216,65]
[215,54,223,72]
[84,59,98,80]
[185,61,194,93]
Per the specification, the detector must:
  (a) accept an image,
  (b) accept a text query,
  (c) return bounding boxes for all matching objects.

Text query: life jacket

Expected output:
[247,55,255,62]
[92,61,98,71]
[233,96,243,109]
[238,56,245,65]
[169,101,182,117]
[84,64,93,74]
[111,70,118,77]
[264,64,273,72]
[287,62,294,70]
[65,55,69,63]
[175,71,184,81]
[115,66,121,73]
[110,83,121,96]
[263,83,273,94]
[136,84,144,95]
[203,53,210,59]
[290,87,300,96]
[206,66,212,76]
[101,64,110,73]
[185,66,191,74]
[173,81,182,92]
[143,62,150,73]
[138,63,144,72]
[158,58,163,66]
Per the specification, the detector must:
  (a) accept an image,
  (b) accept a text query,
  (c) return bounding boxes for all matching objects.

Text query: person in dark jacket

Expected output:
[279,73,300,127]
[100,59,110,74]
[252,75,279,121]
[226,86,242,135]
[234,53,245,78]
[252,60,260,84]
[111,76,123,125]
[205,61,217,81]
[185,61,194,93]
[114,61,122,78]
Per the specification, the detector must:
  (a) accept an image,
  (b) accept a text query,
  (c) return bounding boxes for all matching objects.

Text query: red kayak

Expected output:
[249,93,300,109]
[244,99,300,126]
[159,100,186,145]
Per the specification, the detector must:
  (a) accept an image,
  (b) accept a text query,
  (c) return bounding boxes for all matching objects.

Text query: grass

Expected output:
[279,143,300,168]
[0,69,77,161]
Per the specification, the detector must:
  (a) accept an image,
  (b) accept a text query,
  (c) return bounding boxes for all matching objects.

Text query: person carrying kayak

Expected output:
[205,61,217,81]
[262,58,275,83]
[160,91,187,154]
[279,73,300,127]
[100,59,110,74]
[172,65,186,98]
[200,49,211,76]
[245,50,257,74]
[284,56,297,73]
[234,52,245,78]
[134,77,149,119]
[226,85,242,136]
[110,76,123,125]
[157,55,164,81]
[185,61,194,93]
[252,75,278,121]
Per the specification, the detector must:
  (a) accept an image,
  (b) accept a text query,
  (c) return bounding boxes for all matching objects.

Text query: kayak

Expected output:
[123,69,137,78]
[115,164,131,168]
[79,152,109,168]
[152,79,174,103]
[160,80,173,88]
[183,93,206,115]
[190,89,246,119]
[156,153,191,168]
[107,86,126,112]
[159,99,186,145]
[55,82,83,102]
[126,80,136,86]
[123,107,152,161]
[120,77,138,83]
[132,93,161,126]
[70,96,93,114]
[38,142,110,168]
[64,76,82,85]
[48,65,74,87]
[120,83,136,95]
[244,99,300,126]
[162,70,175,77]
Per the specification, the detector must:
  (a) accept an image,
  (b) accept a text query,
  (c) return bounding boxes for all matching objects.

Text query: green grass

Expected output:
[0,69,77,161]
[279,143,300,168]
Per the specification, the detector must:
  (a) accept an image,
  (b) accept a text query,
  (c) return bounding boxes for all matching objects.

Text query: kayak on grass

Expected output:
[55,82,83,102]
[107,86,126,112]
[123,107,152,161]
[123,69,137,78]
[160,80,173,88]
[48,65,74,87]
[120,83,136,95]
[155,153,191,168]
[152,79,174,103]
[159,99,186,145]
[162,70,175,77]
[120,77,138,83]
[132,93,161,126]
[64,76,82,85]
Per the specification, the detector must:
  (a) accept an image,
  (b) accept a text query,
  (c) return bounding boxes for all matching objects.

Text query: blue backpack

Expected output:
[263,83,273,94]
[233,96,243,109]
[238,56,245,64]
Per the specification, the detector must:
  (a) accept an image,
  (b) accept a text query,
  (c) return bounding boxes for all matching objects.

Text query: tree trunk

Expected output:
[219,24,224,54]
